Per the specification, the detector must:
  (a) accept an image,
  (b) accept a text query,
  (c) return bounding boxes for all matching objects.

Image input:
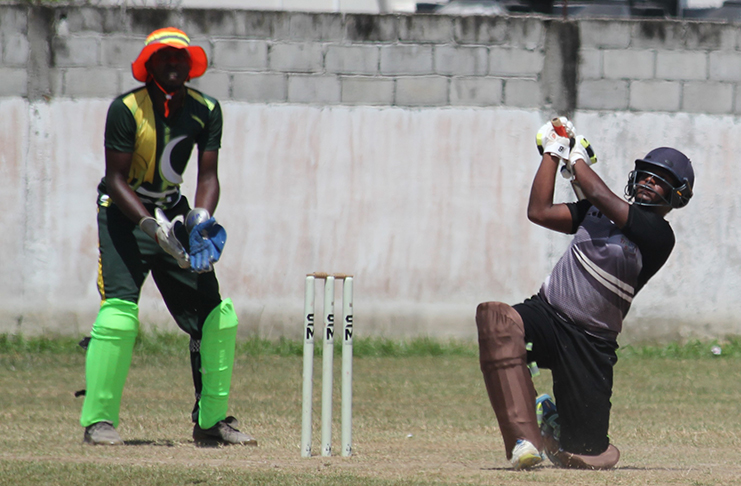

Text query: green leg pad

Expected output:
[198,299,238,429]
[80,299,139,428]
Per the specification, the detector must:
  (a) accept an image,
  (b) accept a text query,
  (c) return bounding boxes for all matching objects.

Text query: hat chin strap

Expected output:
[152,78,179,118]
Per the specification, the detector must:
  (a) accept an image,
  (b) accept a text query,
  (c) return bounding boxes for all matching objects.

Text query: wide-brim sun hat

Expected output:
[131,27,208,82]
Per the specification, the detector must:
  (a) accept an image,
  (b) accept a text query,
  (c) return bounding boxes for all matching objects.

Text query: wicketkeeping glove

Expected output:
[536,117,575,161]
[188,217,227,274]
[139,208,190,269]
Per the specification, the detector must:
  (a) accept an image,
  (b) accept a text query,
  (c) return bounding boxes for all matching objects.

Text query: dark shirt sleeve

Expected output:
[104,98,136,153]
[197,99,223,153]
[566,199,593,234]
[622,205,676,292]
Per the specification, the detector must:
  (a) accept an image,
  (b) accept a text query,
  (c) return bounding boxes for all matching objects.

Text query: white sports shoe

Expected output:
[511,439,544,470]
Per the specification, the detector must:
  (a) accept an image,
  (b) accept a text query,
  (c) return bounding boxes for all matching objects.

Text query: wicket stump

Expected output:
[301,272,354,457]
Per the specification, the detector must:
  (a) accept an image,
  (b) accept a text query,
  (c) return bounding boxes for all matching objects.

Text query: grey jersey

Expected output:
[539,203,674,339]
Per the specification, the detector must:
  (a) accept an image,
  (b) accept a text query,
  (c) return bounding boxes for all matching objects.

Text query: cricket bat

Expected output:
[550,118,586,200]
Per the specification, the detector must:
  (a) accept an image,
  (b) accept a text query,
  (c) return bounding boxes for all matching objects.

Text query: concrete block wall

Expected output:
[3,5,741,115]
[578,19,741,114]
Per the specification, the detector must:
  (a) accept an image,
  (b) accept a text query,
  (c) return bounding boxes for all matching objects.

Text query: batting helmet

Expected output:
[624,147,695,209]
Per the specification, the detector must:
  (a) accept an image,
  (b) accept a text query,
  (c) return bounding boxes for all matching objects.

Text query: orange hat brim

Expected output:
[131,44,208,82]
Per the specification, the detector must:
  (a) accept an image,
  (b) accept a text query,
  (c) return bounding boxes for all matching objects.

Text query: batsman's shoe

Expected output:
[510,439,544,470]
[193,416,258,446]
[83,421,124,446]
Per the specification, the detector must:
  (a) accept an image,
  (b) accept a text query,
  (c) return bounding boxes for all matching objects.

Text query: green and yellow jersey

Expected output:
[100,85,223,208]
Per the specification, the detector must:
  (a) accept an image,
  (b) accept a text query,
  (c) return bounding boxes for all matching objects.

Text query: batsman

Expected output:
[476,117,695,469]
[80,27,255,446]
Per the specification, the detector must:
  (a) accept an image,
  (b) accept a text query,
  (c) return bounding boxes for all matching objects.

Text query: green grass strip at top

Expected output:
[3,333,741,359]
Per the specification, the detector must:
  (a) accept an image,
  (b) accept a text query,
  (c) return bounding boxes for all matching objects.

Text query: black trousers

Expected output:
[515,295,618,455]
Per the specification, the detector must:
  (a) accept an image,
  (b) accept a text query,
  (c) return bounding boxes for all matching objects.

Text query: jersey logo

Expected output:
[160,135,188,185]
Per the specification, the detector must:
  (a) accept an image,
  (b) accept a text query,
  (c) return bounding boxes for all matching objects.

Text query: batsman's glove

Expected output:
[139,208,190,269]
[561,135,597,179]
[187,208,227,274]
[536,117,575,161]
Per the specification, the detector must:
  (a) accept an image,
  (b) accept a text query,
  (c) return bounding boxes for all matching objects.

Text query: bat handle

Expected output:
[551,117,569,138]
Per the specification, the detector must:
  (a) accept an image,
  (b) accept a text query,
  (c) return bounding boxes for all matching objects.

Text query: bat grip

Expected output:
[551,117,569,138]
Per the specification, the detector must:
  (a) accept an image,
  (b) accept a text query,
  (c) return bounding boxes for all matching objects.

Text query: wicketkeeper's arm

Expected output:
[105,149,152,224]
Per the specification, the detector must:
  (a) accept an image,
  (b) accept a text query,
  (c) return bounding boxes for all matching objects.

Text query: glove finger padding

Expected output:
[569,135,598,165]
[153,208,190,269]
[188,217,227,273]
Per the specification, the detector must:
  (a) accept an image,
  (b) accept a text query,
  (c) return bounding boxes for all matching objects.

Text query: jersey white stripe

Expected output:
[573,245,635,303]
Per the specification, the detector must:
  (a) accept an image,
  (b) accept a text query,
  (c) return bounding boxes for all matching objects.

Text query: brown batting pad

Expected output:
[547,443,620,469]
[476,301,542,459]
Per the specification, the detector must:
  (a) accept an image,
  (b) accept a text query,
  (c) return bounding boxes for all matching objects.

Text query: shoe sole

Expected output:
[193,435,258,447]
[513,453,543,470]
[83,437,124,446]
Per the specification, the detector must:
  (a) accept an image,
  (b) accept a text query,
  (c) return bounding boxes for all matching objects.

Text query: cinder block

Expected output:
[345,14,398,43]
[288,12,343,41]
[631,21,683,49]
[380,45,434,75]
[434,45,487,76]
[64,67,120,99]
[507,18,543,50]
[656,51,707,81]
[398,14,453,44]
[61,7,128,34]
[683,22,734,50]
[187,71,231,101]
[579,48,602,80]
[453,16,507,45]
[682,81,733,114]
[709,51,741,82]
[340,76,394,105]
[270,42,324,73]
[503,78,541,108]
[213,39,269,71]
[603,49,654,80]
[395,76,448,106]
[450,77,502,106]
[0,6,27,36]
[233,72,287,102]
[734,89,741,115]
[120,72,142,94]
[325,45,379,75]
[183,9,280,38]
[577,79,629,110]
[287,74,340,104]
[3,34,29,66]
[579,20,631,49]
[52,36,100,67]
[101,36,143,68]
[629,80,680,112]
[0,68,27,97]
[489,47,543,77]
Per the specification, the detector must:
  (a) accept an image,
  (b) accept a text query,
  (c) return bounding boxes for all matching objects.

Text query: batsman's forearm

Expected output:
[528,155,560,214]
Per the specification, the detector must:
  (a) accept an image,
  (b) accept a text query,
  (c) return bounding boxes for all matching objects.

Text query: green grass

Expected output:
[4,332,741,359]
[3,334,741,485]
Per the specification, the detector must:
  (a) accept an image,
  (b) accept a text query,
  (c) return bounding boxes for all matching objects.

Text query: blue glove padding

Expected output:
[188,217,227,273]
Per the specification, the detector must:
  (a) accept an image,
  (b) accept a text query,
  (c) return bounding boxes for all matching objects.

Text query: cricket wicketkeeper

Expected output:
[80,27,255,447]
[476,118,695,469]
